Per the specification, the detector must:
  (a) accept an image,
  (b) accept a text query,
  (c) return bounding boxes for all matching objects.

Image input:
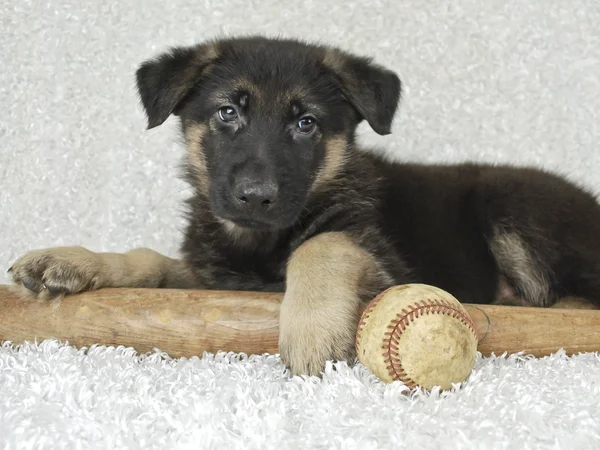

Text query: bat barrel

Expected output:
[465,303,600,357]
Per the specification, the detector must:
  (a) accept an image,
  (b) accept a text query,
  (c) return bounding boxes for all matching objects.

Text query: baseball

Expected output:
[355,284,478,390]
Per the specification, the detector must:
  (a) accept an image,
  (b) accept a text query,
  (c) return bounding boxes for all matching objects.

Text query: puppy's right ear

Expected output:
[135,44,218,129]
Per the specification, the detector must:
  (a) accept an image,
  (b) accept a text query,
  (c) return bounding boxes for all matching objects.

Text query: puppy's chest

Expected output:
[210,245,288,292]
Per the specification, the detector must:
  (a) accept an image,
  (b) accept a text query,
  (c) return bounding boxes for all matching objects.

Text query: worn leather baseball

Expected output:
[356,284,478,390]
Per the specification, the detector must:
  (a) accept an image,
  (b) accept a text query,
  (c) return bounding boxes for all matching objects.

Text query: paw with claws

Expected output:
[278,308,358,377]
[8,246,105,299]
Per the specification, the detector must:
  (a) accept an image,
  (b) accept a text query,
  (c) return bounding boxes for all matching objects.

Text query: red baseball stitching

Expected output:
[355,286,397,351]
[356,288,478,387]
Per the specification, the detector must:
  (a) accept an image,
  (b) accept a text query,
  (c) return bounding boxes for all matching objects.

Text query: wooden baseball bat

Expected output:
[0,285,599,358]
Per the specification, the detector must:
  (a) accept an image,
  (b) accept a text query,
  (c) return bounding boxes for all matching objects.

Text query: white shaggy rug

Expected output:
[1,341,599,449]
[2,0,600,448]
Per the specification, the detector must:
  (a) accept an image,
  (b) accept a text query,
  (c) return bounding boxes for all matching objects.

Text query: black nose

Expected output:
[234,179,278,209]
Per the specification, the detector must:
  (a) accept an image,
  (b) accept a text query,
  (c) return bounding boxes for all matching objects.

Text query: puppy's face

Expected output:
[136,37,401,231]
[178,51,355,230]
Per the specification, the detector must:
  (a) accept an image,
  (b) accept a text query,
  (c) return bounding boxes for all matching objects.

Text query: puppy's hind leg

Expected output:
[489,222,600,309]
[483,170,600,309]
[488,227,556,307]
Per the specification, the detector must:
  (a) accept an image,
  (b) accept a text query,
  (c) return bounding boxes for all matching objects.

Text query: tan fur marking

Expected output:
[312,136,349,191]
[102,248,191,288]
[322,49,346,71]
[231,77,261,105]
[322,49,362,95]
[211,77,259,105]
[216,217,262,248]
[184,122,210,193]
[195,42,219,63]
[552,296,597,309]
[185,43,218,81]
[489,230,551,307]
[278,87,306,105]
[279,232,385,376]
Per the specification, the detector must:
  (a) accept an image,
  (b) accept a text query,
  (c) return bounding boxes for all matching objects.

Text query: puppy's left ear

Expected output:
[135,43,218,129]
[323,49,401,135]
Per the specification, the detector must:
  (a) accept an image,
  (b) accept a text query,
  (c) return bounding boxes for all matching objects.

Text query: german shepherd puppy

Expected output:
[9,36,600,376]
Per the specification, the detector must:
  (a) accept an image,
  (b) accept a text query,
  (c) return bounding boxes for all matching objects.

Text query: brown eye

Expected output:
[218,106,238,122]
[297,116,316,133]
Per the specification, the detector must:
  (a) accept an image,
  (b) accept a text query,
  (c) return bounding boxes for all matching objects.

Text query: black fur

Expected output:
[136,36,600,308]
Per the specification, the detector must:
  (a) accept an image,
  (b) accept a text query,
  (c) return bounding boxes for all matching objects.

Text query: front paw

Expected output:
[8,246,105,299]
[278,307,357,377]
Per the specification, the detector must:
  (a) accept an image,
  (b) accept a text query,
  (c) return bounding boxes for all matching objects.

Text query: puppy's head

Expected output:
[136,36,401,231]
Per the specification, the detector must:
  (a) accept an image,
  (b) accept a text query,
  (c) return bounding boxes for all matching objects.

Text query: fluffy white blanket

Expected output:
[1,341,599,449]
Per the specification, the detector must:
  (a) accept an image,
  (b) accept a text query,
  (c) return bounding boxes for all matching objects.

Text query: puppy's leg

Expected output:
[279,232,393,376]
[9,247,196,299]
[488,229,555,307]
[479,168,600,308]
[488,222,600,309]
